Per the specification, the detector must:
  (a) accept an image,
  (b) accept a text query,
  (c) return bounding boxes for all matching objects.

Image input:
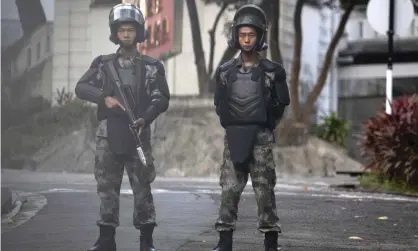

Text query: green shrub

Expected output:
[359,172,418,195]
[316,112,350,148]
[1,96,52,130]
[359,94,418,188]
[1,99,98,166]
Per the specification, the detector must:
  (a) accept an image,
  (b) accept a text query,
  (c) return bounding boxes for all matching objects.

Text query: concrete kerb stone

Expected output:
[1,187,14,214]
[1,190,47,233]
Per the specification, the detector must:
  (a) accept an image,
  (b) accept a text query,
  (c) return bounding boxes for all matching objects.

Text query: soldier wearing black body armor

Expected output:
[75,3,170,251]
[212,4,290,251]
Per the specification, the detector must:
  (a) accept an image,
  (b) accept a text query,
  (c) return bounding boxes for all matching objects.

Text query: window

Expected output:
[154,22,161,46]
[154,0,161,14]
[146,0,153,17]
[146,25,152,48]
[36,42,41,60]
[27,48,32,67]
[45,35,51,53]
[161,18,169,43]
[358,21,364,38]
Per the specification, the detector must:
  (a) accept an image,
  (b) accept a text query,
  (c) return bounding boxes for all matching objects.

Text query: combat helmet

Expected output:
[108,3,149,44]
[228,4,268,51]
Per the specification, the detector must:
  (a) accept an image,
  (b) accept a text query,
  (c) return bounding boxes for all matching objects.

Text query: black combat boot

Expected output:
[212,231,233,251]
[139,224,156,251]
[87,226,116,251]
[264,231,282,251]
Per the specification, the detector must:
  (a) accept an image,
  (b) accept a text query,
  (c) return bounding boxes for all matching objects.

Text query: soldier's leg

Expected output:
[125,149,156,251]
[213,139,249,251]
[89,136,124,251]
[249,129,281,250]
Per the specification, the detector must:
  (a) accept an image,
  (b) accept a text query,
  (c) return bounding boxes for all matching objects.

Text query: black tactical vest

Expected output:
[220,66,268,127]
[106,60,139,155]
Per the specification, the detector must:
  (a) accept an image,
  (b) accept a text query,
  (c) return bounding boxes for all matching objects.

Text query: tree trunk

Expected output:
[299,3,355,124]
[208,3,228,76]
[208,46,238,92]
[290,0,304,121]
[269,0,282,61]
[186,0,209,96]
[15,0,46,36]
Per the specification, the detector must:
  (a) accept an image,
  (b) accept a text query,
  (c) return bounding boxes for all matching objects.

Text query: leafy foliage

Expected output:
[55,87,74,106]
[316,112,350,148]
[2,98,98,168]
[1,96,52,130]
[359,172,418,195]
[360,94,418,188]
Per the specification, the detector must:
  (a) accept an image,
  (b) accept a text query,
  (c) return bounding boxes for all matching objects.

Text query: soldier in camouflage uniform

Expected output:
[75,3,170,251]
[212,4,290,251]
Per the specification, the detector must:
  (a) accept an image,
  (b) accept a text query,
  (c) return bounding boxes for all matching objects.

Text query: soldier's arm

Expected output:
[142,60,170,126]
[75,56,112,104]
[271,64,290,124]
[213,66,222,116]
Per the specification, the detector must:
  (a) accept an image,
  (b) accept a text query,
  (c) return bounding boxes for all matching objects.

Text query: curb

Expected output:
[1,191,47,233]
[1,187,14,214]
[1,198,24,224]
[1,190,26,224]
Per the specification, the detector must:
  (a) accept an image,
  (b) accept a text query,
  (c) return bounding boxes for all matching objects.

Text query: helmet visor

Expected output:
[110,5,144,25]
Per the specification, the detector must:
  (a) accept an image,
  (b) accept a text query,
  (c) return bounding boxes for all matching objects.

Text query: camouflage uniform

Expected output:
[94,120,156,229]
[213,3,289,250]
[215,127,281,233]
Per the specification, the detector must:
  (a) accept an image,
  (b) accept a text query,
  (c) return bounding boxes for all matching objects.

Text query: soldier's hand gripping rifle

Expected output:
[106,60,148,166]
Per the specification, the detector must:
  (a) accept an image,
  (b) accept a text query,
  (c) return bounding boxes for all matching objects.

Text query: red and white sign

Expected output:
[133,0,184,60]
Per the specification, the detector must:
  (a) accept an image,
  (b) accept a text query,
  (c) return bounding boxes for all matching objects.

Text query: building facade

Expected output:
[1,0,54,106]
[337,6,418,161]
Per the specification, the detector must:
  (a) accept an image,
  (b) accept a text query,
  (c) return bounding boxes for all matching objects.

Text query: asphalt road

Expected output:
[2,169,418,251]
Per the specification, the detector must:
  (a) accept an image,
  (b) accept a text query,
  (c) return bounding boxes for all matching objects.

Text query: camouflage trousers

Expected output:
[94,121,156,229]
[215,127,281,233]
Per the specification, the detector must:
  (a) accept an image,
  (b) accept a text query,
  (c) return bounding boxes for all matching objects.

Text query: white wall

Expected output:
[52,0,92,105]
[90,7,119,59]
[345,9,418,41]
[165,2,235,96]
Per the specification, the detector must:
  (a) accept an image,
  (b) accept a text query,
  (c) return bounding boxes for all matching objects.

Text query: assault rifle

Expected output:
[106,60,147,166]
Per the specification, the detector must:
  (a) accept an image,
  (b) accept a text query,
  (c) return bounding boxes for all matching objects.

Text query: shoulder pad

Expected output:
[90,56,102,68]
[141,55,160,65]
[100,53,116,62]
[259,58,279,72]
[219,58,237,72]
[141,55,165,75]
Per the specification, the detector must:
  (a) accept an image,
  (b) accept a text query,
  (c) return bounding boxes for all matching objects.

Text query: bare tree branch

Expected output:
[290,0,304,121]
[208,3,228,76]
[300,2,355,124]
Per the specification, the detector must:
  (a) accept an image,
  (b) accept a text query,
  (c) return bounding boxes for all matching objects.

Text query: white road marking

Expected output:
[36,187,418,203]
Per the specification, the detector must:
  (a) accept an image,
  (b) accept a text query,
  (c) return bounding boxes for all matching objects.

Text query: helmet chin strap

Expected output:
[252,33,264,52]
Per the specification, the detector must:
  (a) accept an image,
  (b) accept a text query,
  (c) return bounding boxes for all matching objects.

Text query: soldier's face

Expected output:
[117,23,137,47]
[238,26,257,52]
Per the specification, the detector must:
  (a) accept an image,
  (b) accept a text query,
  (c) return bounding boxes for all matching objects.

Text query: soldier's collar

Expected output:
[236,53,261,68]
[116,47,141,61]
